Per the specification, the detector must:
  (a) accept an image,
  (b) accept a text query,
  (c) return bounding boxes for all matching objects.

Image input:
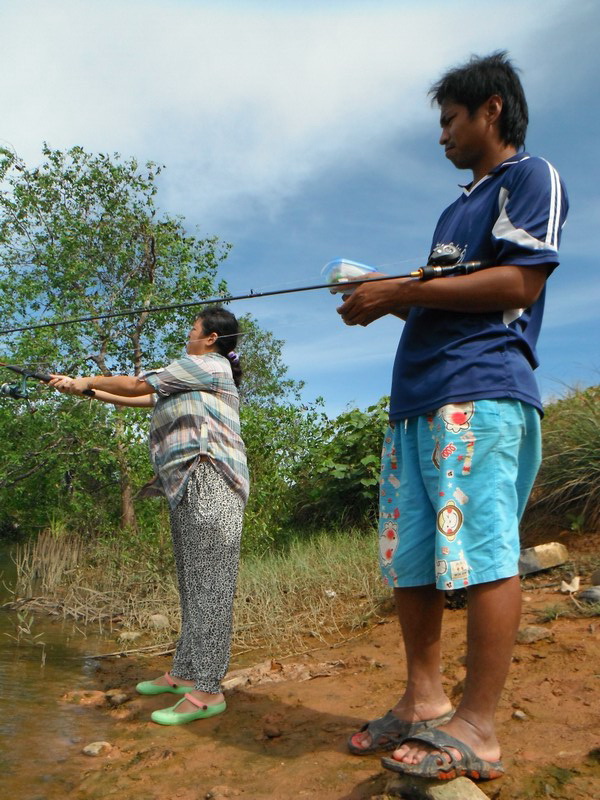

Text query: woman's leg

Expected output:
[169,463,243,706]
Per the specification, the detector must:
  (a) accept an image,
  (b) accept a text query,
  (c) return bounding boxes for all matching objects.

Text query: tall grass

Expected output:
[234,532,390,653]
[12,525,83,596]
[9,528,390,654]
[527,386,600,531]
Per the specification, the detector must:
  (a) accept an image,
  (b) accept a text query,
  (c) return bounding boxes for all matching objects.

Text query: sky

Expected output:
[1,0,598,416]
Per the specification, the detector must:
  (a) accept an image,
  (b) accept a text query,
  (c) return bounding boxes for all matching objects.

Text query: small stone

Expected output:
[385,773,489,799]
[205,786,239,799]
[518,542,569,575]
[105,689,129,707]
[516,625,553,644]
[63,690,107,708]
[117,631,142,642]
[578,586,600,604]
[82,741,112,757]
[263,725,282,739]
[513,709,528,720]
[149,613,170,630]
[560,576,580,593]
[221,674,247,691]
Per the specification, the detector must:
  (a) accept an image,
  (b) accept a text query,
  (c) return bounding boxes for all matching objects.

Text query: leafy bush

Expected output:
[291,397,389,529]
[240,400,325,553]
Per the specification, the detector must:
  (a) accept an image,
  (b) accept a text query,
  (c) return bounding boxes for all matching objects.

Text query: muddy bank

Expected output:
[4,536,600,800]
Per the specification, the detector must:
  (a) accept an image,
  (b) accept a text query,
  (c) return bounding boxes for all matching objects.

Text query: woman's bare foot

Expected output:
[150,673,195,689]
[173,689,225,713]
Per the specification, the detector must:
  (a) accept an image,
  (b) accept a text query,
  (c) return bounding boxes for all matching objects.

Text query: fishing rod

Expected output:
[0,245,491,336]
[0,361,95,400]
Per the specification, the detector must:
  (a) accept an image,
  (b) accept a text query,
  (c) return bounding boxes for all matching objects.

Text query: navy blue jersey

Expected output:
[389,153,569,420]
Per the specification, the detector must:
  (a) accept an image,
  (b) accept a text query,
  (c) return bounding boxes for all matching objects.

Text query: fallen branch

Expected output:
[69,640,176,660]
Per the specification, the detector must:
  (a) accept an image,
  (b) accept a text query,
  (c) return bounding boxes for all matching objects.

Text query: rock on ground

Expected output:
[385,774,489,799]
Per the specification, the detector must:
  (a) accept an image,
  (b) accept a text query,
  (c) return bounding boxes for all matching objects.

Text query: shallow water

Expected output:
[0,543,114,799]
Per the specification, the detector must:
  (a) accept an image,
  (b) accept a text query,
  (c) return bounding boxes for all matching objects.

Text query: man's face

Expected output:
[438,100,489,172]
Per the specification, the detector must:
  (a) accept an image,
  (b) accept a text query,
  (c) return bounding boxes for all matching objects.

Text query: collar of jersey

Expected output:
[459,151,530,194]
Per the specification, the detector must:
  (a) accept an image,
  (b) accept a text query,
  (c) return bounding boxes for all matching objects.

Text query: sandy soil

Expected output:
[24,534,600,799]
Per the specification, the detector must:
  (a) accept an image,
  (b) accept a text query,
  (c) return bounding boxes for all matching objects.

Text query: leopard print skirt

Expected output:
[168,461,244,693]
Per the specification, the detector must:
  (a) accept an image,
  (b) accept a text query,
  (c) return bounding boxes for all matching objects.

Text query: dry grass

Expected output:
[234,533,390,654]
[12,529,84,595]
[7,529,390,656]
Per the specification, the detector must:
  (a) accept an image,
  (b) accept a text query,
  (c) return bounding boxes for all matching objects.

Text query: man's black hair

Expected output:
[429,51,528,149]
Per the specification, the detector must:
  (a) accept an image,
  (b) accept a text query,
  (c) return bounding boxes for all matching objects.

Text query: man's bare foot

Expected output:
[390,714,501,766]
[350,698,453,751]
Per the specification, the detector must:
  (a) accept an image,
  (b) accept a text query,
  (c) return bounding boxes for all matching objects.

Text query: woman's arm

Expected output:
[49,374,155,401]
[86,389,155,408]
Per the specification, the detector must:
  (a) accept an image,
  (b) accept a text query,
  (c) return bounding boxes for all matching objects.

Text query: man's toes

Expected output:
[351,733,370,750]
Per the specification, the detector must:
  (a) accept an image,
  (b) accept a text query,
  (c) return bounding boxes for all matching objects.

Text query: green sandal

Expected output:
[151,693,227,726]
[136,672,190,696]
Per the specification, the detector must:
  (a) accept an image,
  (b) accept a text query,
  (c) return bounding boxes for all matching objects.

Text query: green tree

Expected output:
[0,144,229,532]
[291,397,389,529]
[235,313,325,551]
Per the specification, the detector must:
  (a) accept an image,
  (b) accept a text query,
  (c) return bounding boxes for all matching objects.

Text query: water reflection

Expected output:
[0,543,113,797]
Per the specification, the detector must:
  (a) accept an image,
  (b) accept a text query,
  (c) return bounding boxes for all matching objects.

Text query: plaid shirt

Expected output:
[142,353,249,509]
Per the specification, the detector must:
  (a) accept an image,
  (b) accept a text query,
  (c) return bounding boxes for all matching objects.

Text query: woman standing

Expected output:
[50,307,249,725]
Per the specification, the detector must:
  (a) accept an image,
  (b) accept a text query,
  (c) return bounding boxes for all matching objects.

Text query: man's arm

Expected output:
[339,271,410,321]
[337,264,549,327]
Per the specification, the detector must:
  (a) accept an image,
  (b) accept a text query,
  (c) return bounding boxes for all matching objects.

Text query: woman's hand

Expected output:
[48,374,93,396]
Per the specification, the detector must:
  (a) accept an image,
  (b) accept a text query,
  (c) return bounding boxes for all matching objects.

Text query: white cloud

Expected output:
[1,0,567,231]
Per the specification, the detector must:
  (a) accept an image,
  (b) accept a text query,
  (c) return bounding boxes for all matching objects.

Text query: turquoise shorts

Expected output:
[379,399,541,590]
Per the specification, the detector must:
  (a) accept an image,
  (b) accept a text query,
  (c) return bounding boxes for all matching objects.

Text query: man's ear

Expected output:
[485,94,503,126]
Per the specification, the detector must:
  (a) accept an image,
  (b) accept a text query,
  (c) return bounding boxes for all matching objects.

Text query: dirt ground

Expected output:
[32,533,600,800]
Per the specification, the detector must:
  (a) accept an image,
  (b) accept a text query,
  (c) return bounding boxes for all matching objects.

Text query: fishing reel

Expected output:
[0,379,30,399]
[0,363,52,412]
[427,243,463,266]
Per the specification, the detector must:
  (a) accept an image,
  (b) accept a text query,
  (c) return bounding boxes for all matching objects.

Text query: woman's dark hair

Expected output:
[196,306,242,387]
[429,51,528,149]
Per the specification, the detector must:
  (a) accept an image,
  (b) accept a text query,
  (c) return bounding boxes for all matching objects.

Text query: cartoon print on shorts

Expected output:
[379,521,399,566]
[435,559,448,579]
[432,440,441,469]
[453,486,469,505]
[436,500,464,541]
[388,566,399,587]
[388,473,401,489]
[460,430,476,476]
[439,401,474,433]
[450,558,470,584]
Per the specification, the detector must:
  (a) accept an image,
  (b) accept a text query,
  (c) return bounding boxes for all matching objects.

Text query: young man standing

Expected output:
[340,52,568,780]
